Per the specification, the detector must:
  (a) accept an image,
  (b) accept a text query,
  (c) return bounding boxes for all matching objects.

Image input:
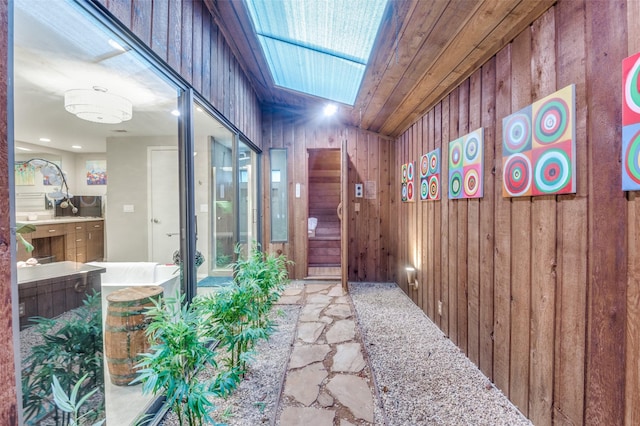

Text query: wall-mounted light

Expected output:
[323,103,337,117]
[406,266,418,290]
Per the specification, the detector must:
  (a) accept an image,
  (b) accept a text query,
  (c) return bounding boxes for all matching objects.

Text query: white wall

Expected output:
[105,136,178,262]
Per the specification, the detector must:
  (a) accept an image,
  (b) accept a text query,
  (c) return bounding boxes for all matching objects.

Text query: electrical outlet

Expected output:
[19,302,25,317]
[438,300,442,316]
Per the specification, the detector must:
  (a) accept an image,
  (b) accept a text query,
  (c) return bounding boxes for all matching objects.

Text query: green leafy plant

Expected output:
[136,244,291,425]
[22,292,104,425]
[51,374,105,426]
[134,292,221,426]
[16,222,36,253]
[195,243,290,374]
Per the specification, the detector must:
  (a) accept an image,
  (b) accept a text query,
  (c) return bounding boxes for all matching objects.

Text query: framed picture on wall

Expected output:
[86,160,107,185]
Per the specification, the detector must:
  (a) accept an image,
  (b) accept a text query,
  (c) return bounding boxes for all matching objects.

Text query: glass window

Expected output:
[270,149,288,241]
[13,0,182,424]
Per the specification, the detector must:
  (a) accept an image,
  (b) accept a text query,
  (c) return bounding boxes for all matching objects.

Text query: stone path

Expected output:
[275,282,379,426]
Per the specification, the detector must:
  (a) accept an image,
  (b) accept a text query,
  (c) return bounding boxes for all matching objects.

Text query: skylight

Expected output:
[244,0,388,106]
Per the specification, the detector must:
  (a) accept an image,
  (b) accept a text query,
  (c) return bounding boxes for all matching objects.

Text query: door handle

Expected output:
[152,218,160,224]
[337,203,343,220]
[166,233,179,237]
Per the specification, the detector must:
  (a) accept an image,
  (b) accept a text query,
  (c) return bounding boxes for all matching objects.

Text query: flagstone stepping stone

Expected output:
[326,375,374,423]
[326,319,356,344]
[307,293,333,305]
[276,295,302,305]
[320,315,334,324]
[305,284,333,293]
[297,322,325,343]
[333,295,351,304]
[283,288,303,296]
[327,285,345,297]
[289,344,331,369]
[283,362,328,406]
[279,407,335,426]
[299,304,326,321]
[332,342,366,372]
[317,392,334,407]
[325,304,352,318]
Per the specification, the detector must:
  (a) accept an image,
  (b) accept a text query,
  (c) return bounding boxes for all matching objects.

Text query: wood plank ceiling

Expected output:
[207,0,555,138]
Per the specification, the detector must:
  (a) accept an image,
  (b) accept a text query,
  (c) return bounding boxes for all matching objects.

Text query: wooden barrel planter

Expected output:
[105,285,163,386]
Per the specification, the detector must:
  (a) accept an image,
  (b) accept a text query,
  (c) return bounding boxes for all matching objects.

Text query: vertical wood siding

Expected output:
[98,0,262,145]
[0,0,19,422]
[394,1,638,424]
[261,109,394,282]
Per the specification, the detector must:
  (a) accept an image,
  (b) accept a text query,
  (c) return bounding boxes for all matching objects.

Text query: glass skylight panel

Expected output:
[244,0,388,105]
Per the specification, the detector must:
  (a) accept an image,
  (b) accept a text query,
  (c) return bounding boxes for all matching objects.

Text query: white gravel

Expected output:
[349,282,532,426]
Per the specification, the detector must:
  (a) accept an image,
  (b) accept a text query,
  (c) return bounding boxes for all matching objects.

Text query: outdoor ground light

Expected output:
[406,266,419,290]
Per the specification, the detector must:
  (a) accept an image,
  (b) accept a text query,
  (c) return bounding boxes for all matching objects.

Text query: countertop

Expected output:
[17,261,106,284]
[17,217,104,225]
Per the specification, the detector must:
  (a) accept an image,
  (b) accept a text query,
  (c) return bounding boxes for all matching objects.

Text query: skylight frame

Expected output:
[243,0,389,106]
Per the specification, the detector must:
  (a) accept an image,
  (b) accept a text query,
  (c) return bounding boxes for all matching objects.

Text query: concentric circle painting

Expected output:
[623,52,640,190]
[502,84,576,197]
[448,129,483,199]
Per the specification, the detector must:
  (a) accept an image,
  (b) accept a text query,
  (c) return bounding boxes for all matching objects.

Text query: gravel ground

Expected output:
[349,282,532,426]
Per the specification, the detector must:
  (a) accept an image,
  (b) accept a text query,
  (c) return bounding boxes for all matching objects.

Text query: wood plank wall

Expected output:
[97,0,262,145]
[261,108,395,282]
[0,0,19,421]
[394,1,640,424]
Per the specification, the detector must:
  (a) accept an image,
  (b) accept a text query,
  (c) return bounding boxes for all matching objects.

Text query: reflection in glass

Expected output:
[14,0,181,424]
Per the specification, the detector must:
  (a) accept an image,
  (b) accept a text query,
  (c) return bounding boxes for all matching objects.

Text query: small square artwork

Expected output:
[448,128,484,199]
[622,52,640,190]
[420,148,441,201]
[502,84,576,197]
[86,160,107,185]
[401,162,415,202]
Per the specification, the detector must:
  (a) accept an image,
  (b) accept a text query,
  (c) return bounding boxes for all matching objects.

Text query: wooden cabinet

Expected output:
[86,221,104,262]
[17,219,104,263]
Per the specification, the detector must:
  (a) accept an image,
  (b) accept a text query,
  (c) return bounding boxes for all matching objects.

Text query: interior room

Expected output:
[1,0,640,425]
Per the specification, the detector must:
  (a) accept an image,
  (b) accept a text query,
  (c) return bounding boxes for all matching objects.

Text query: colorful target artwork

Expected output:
[420,149,441,201]
[623,52,640,190]
[401,161,415,202]
[448,128,484,199]
[501,84,576,197]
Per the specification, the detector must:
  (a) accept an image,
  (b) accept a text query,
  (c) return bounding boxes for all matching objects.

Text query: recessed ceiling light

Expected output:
[196,107,203,112]
[16,147,32,151]
[71,145,82,149]
[171,109,181,117]
[323,104,337,116]
[39,137,51,142]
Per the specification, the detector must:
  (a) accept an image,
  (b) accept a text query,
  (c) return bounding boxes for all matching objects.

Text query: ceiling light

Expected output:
[171,109,181,117]
[64,86,133,124]
[16,147,32,151]
[324,104,337,116]
[71,145,82,149]
[39,137,51,142]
